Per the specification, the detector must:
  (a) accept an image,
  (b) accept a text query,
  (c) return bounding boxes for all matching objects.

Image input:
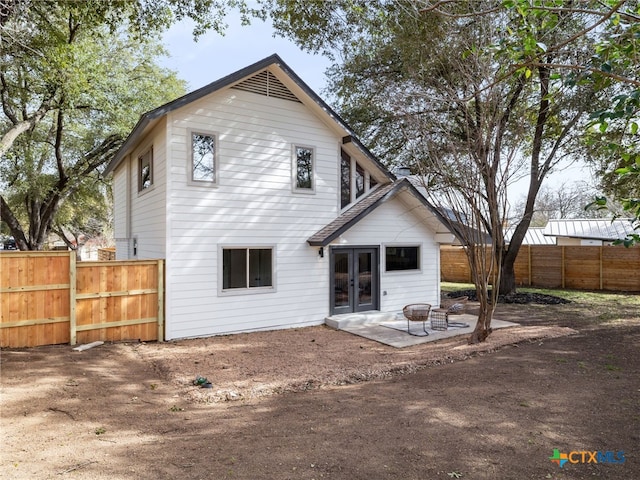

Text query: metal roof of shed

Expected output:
[543,218,636,241]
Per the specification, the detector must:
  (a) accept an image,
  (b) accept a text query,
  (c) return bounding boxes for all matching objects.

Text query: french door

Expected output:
[330,247,379,315]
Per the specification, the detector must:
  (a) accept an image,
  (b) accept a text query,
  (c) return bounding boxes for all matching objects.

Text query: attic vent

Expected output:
[231,70,301,103]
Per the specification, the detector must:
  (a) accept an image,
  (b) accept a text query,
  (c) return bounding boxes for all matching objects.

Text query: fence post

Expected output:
[157,259,164,342]
[528,245,532,286]
[599,246,603,290]
[561,246,565,289]
[69,251,77,345]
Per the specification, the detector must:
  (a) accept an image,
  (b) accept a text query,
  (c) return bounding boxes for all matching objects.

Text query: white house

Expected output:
[104,54,454,340]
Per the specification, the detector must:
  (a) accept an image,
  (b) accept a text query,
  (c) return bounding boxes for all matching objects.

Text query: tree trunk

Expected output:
[499,259,517,295]
[469,308,492,344]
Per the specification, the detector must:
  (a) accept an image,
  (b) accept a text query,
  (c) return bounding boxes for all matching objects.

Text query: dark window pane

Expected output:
[295,146,313,189]
[341,150,351,209]
[249,249,272,287]
[223,249,247,289]
[141,164,151,189]
[385,246,419,271]
[192,133,215,182]
[355,162,365,199]
[139,150,152,191]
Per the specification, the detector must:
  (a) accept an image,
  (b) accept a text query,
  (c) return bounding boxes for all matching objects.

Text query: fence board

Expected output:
[75,261,159,344]
[441,245,640,292]
[0,252,71,347]
[1,252,163,348]
[602,247,640,290]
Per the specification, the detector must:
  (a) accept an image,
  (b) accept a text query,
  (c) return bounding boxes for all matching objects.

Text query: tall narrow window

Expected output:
[222,247,274,291]
[294,145,314,191]
[340,149,380,209]
[355,163,366,199]
[341,150,351,208]
[138,148,153,192]
[191,132,216,184]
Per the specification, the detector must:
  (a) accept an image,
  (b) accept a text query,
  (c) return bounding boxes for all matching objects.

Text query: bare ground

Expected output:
[1,297,639,480]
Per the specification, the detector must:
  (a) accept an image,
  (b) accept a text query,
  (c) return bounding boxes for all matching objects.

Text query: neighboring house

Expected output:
[505,227,556,245]
[543,218,636,246]
[104,54,454,340]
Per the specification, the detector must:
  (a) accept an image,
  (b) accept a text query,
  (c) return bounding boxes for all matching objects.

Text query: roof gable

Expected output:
[307,178,449,246]
[104,53,393,181]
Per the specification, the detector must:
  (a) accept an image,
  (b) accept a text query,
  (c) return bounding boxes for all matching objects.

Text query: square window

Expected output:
[385,246,420,271]
[191,132,216,183]
[222,247,274,291]
[138,148,153,191]
[294,145,314,191]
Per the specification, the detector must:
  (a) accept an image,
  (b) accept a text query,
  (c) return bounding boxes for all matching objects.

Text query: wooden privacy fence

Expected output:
[441,245,640,292]
[0,251,164,348]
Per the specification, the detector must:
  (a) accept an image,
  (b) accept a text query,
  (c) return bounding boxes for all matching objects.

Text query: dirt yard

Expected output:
[1,294,639,480]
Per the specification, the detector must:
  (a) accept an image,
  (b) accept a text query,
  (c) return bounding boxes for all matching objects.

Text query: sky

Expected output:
[161,14,332,95]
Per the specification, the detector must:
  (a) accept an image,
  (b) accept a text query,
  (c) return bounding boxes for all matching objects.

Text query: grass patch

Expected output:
[441,282,640,326]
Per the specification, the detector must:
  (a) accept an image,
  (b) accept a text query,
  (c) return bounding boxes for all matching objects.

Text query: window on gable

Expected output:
[341,149,378,209]
[138,148,153,192]
[294,145,314,192]
[191,132,216,184]
[222,247,274,291]
[355,163,366,199]
[341,151,351,209]
[385,246,420,271]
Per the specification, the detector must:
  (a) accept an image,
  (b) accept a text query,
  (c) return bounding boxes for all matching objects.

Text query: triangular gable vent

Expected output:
[231,70,301,103]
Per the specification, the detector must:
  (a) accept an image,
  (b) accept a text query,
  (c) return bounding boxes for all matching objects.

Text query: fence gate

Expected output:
[0,251,164,348]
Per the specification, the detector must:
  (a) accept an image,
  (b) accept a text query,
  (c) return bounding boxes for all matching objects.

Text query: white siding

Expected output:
[329,198,441,312]
[129,120,168,260]
[164,89,340,339]
[113,84,443,339]
[112,161,129,260]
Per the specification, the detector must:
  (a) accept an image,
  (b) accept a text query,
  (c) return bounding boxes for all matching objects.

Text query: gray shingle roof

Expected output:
[307,182,400,246]
[307,178,456,246]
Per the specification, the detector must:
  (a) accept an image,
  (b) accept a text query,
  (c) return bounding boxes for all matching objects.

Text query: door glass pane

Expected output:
[358,252,372,306]
[334,252,350,308]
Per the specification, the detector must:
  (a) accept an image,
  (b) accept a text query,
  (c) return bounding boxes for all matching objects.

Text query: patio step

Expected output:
[325,311,398,330]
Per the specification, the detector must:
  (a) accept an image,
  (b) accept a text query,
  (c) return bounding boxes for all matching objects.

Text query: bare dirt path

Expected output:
[1,301,639,479]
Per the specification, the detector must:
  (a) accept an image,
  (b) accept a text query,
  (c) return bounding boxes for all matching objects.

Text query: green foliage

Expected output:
[497,1,640,244]
[0,1,187,249]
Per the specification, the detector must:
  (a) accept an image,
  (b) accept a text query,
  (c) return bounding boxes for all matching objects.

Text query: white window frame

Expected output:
[189,130,218,186]
[218,245,277,296]
[292,144,315,193]
[137,146,153,193]
[383,244,422,273]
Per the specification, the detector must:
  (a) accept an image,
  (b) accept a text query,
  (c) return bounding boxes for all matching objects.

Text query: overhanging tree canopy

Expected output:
[0,0,270,250]
[258,0,637,341]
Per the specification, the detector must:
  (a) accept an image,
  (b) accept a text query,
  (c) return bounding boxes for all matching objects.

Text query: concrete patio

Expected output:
[325,311,519,348]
